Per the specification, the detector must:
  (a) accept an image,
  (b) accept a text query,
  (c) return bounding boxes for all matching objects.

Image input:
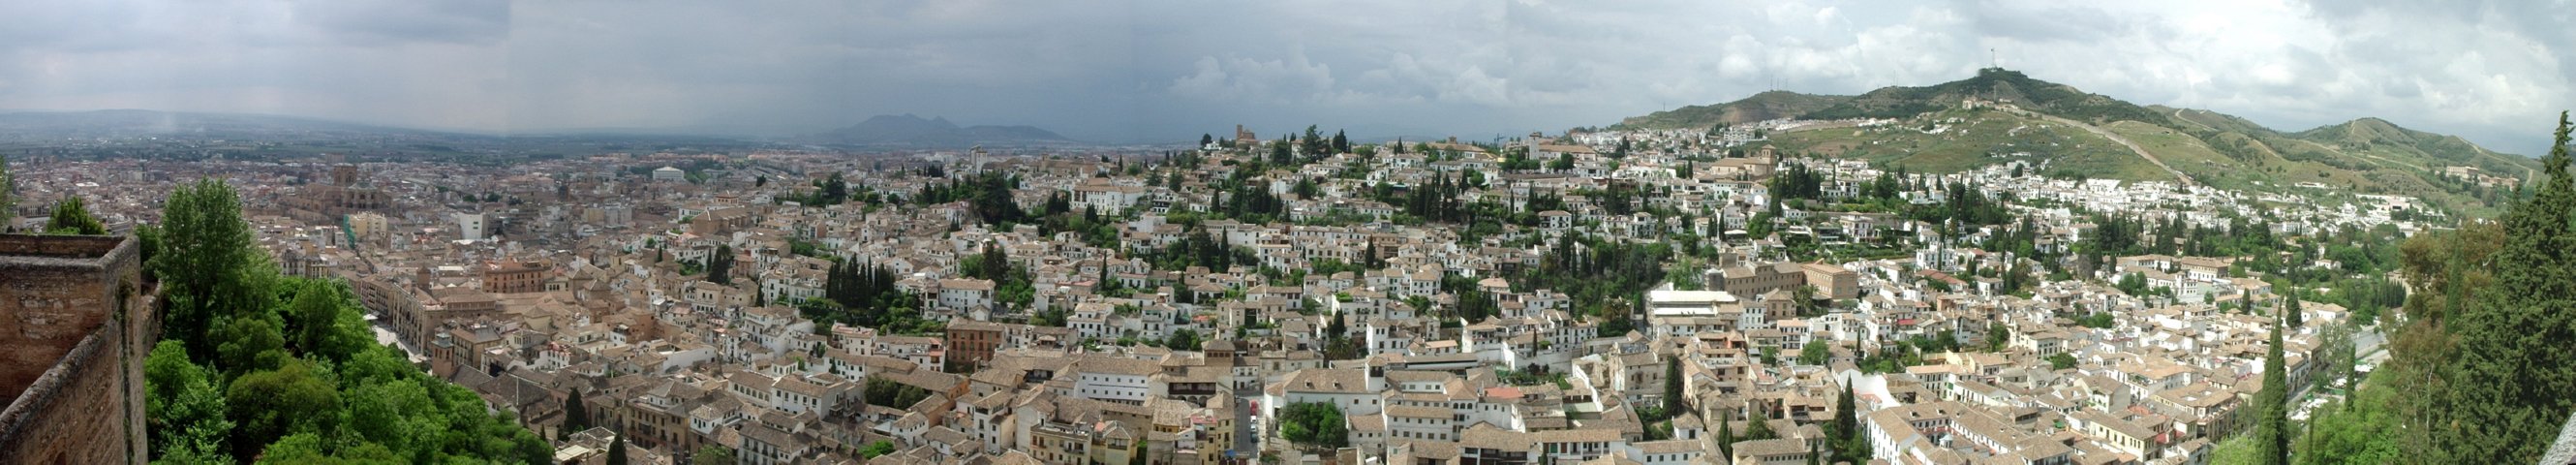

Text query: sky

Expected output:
[0,0,2569,154]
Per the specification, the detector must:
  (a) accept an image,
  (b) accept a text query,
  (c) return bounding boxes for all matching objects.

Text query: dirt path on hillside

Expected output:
[2028,111,2194,186]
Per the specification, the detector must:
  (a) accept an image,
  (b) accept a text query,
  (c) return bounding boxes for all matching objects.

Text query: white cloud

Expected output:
[0,0,2563,149]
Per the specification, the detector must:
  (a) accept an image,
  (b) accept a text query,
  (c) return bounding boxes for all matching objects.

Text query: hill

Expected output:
[1803,68,2164,125]
[811,114,1072,147]
[1617,69,2540,217]
[1613,91,1849,130]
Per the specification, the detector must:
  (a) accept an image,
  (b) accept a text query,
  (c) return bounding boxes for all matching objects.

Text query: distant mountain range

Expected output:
[1613,68,2542,216]
[807,114,1073,147]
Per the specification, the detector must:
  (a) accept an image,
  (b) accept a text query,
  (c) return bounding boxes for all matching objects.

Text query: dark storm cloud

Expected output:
[0,0,2566,153]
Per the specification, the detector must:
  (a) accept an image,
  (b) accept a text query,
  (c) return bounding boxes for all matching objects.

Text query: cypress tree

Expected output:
[709,244,734,285]
[561,388,589,439]
[1662,356,1684,419]
[2284,292,2302,328]
[1833,384,1857,461]
[1717,415,1734,461]
[2431,111,2576,463]
[606,433,628,465]
[2258,312,2289,465]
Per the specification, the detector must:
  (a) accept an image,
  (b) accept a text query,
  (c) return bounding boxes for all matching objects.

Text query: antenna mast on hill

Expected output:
[1990,48,1998,69]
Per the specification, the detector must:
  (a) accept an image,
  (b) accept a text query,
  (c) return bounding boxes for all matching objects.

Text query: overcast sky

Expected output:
[0,0,2568,153]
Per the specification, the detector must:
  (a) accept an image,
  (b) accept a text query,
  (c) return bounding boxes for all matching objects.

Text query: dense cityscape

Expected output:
[4,93,2573,463]
[4,2,2575,465]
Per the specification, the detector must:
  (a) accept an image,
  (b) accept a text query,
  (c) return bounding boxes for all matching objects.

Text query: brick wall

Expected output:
[0,234,148,465]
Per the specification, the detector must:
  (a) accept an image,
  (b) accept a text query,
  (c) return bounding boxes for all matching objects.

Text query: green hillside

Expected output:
[1767,107,2172,181]
[1804,68,2164,125]
[1613,91,1849,130]
[1615,69,2540,218]
[2149,106,2538,216]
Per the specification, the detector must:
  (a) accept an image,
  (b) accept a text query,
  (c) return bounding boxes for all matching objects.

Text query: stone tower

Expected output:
[0,233,149,464]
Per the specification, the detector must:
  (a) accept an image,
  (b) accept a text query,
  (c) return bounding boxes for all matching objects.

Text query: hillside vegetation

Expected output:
[1768,108,2169,181]
[1804,68,2163,125]
[1613,91,1849,130]
[1622,69,2542,217]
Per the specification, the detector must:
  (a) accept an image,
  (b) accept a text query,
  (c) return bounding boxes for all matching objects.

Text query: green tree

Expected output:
[2209,435,2259,465]
[1799,343,1833,366]
[710,244,734,285]
[2256,313,2289,465]
[146,343,231,461]
[562,388,591,439]
[2047,353,2076,370]
[212,311,286,376]
[859,440,897,458]
[1742,400,1777,441]
[344,378,435,458]
[283,280,343,359]
[46,196,107,234]
[1830,384,1858,462]
[1278,402,1350,449]
[159,179,277,362]
[1662,356,1685,419]
[254,432,333,464]
[2428,110,2576,463]
[227,358,341,461]
[1716,414,1734,460]
[2299,370,2403,464]
[0,154,13,226]
[1165,328,1203,351]
[608,433,629,465]
[694,446,738,465]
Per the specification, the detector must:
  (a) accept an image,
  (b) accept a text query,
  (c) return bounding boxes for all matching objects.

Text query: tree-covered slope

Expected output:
[1616,69,2541,217]
[1614,91,1850,130]
[1803,68,2163,125]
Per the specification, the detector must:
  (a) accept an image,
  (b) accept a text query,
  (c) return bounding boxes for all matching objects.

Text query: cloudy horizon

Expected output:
[0,0,2568,154]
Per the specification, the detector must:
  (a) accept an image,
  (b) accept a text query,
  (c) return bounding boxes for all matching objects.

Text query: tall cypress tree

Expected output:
[1716,415,1734,461]
[2258,312,2289,465]
[2432,111,2576,463]
[561,388,589,439]
[709,244,734,285]
[606,433,628,465]
[1662,356,1684,419]
[2284,291,2303,328]
[1832,384,1858,461]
